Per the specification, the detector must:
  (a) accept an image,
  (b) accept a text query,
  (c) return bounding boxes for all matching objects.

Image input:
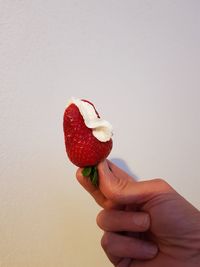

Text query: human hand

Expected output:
[76,160,200,267]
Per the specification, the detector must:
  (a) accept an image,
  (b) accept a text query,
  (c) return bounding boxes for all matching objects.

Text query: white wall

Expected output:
[0,1,200,266]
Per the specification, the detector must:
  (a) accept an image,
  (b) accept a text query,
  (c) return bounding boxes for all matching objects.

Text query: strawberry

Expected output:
[63,98,113,186]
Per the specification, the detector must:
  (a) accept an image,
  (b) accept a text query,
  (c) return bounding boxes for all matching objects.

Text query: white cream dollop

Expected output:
[67,97,113,142]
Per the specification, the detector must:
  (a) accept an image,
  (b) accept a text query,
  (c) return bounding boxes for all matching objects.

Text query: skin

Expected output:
[76,160,200,267]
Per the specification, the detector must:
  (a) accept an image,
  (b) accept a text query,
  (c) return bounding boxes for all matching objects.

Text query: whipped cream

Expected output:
[67,97,113,142]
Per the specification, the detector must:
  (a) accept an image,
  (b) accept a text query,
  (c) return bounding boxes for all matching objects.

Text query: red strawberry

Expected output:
[63,98,113,186]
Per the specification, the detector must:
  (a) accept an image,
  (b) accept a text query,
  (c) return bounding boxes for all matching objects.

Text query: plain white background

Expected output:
[0,1,200,266]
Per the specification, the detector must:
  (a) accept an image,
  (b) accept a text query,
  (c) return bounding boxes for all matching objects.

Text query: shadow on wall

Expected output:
[110,158,139,181]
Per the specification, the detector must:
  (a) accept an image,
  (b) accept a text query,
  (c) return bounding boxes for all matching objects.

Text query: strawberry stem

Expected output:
[82,167,92,177]
[82,166,99,187]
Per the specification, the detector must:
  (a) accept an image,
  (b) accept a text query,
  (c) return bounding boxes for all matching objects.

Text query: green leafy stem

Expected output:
[82,166,98,187]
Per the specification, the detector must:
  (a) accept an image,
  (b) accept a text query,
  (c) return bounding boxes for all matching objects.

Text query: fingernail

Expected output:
[103,160,110,172]
[144,244,158,257]
[98,160,112,178]
[133,214,150,228]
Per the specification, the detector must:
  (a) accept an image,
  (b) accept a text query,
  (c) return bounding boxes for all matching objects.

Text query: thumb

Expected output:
[98,160,173,205]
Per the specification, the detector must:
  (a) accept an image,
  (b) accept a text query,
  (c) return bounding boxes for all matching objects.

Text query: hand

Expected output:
[76,160,200,267]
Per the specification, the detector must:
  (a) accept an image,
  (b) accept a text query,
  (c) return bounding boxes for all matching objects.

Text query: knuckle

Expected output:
[153,178,165,184]
[96,210,111,231]
[153,178,171,191]
[101,232,111,251]
[96,210,105,229]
